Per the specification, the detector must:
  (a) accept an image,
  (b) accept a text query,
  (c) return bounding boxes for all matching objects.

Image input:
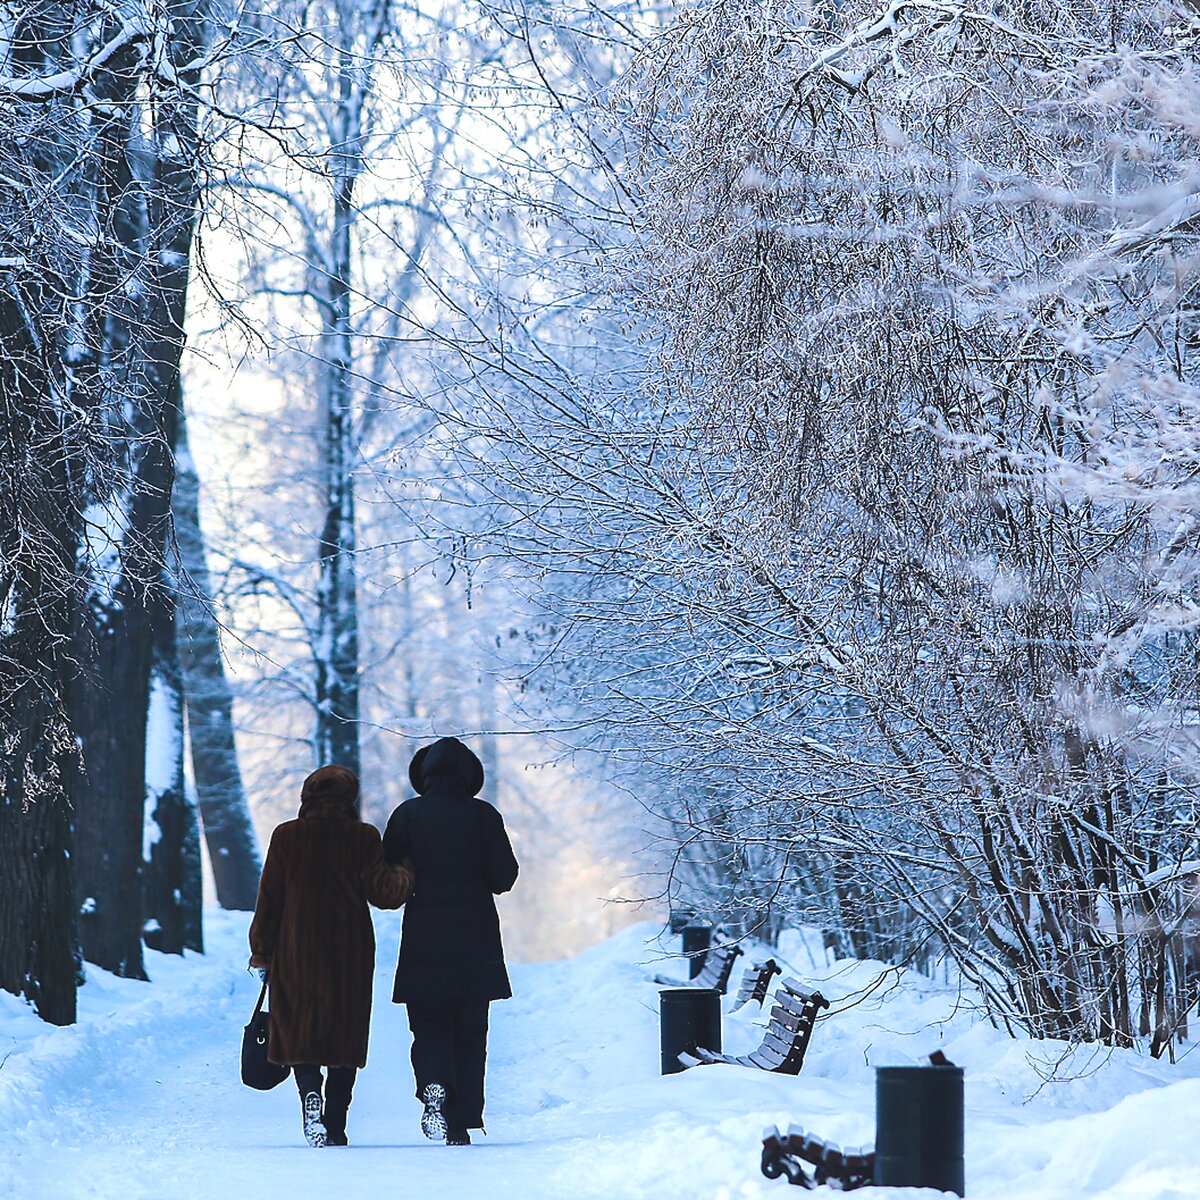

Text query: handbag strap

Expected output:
[251,975,269,1019]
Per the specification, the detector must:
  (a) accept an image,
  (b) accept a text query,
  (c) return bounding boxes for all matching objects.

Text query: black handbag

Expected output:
[241,976,290,1090]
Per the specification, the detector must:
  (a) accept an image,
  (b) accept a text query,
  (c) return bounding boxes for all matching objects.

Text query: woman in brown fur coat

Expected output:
[249,765,412,1147]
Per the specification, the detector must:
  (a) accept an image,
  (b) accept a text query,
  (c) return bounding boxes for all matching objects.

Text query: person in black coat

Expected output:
[383,736,519,1145]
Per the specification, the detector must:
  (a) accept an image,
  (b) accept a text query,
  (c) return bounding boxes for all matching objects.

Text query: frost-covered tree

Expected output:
[398,0,1200,1050]
[0,0,262,1002]
[171,407,262,910]
[62,0,215,978]
[191,0,471,792]
[0,259,87,1026]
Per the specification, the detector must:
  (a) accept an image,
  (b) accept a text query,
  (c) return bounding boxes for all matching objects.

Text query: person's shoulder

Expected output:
[384,796,420,826]
[471,796,503,821]
[266,818,302,851]
[354,819,384,842]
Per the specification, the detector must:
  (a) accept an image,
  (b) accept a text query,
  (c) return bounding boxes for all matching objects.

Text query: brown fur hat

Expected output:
[300,764,359,812]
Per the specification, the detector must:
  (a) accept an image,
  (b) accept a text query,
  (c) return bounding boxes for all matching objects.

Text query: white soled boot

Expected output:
[420,1082,448,1142]
[301,1089,327,1148]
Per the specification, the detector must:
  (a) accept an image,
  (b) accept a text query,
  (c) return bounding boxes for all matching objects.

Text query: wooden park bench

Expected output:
[761,1125,875,1190]
[676,976,828,1073]
[730,958,782,1011]
[654,939,743,995]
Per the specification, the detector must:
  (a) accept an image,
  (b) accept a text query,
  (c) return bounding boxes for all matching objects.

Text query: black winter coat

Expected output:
[383,737,519,1004]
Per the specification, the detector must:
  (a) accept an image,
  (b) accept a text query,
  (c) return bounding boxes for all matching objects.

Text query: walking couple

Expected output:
[248,736,519,1148]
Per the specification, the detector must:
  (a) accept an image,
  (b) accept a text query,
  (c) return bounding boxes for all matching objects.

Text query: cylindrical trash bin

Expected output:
[681,924,711,979]
[659,987,721,1075]
[874,1064,965,1196]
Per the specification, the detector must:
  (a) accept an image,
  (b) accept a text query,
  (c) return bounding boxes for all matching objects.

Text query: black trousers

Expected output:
[294,1064,357,1135]
[406,999,490,1131]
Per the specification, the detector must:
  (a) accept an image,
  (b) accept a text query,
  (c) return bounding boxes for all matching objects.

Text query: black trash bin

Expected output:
[668,909,697,934]
[681,924,712,979]
[659,987,721,1075]
[874,1062,965,1196]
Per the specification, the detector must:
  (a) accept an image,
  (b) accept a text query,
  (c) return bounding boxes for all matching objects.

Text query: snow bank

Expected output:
[2,914,1199,1199]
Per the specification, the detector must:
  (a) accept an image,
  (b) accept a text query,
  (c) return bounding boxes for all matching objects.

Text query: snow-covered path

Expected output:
[3,913,1199,1200]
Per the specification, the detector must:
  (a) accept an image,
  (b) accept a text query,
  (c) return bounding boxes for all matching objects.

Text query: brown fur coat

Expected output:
[249,767,411,1067]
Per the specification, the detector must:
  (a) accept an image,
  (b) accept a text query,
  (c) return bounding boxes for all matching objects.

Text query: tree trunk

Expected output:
[313,38,364,785]
[73,0,207,976]
[0,277,82,1026]
[143,568,203,954]
[174,407,262,909]
[73,604,159,978]
[0,679,79,1025]
[477,667,500,808]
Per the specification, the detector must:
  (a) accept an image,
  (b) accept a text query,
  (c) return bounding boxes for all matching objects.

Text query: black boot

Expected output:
[446,1128,471,1146]
[323,1104,348,1147]
[323,1066,355,1146]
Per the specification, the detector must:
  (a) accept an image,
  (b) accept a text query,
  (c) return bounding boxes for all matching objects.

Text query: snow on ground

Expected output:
[1,913,1199,1200]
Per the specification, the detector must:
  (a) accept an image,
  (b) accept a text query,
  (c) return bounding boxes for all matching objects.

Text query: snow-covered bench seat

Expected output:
[677,976,828,1073]
[730,958,782,1012]
[653,939,743,995]
[761,1124,874,1190]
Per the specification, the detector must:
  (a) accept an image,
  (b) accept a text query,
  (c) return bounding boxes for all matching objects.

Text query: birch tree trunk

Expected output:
[312,0,391,785]
[173,408,262,909]
[314,155,362,779]
[477,667,501,809]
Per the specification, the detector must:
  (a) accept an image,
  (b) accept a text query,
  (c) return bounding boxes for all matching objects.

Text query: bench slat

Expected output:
[769,1005,819,1034]
[761,1028,803,1058]
[773,991,825,1018]
[772,987,820,1010]
[748,1048,787,1070]
[780,978,830,1006]
[762,1047,804,1073]
[776,989,826,1012]
[689,943,742,993]
[777,993,826,1013]
[657,941,743,995]
[731,958,780,1012]
[769,1004,798,1026]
